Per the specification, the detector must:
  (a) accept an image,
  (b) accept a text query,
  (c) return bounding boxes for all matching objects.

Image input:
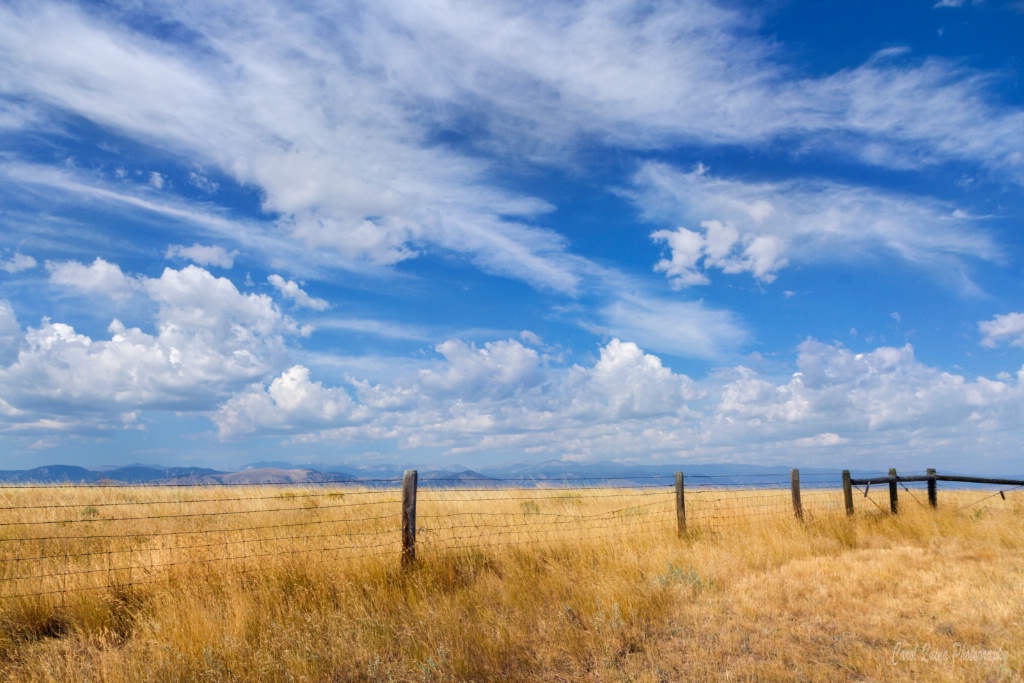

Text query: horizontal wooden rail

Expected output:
[849,474,1024,487]
[844,468,1023,515]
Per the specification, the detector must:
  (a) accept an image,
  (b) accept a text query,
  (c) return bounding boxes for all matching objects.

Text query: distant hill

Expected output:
[0,465,98,483]
[0,464,363,486]
[0,460,942,488]
[417,469,498,487]
[209,468,354,485]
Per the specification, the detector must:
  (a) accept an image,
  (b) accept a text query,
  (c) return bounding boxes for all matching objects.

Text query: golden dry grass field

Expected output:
[0,482,1019,682]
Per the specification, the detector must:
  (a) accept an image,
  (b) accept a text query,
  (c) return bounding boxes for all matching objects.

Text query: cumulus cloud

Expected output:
[209,336,1024,469]
[216,338,697,451]
[715,340,1023,446]
[652,219,787,286]
[215,365,362,437]
[0,263,301,432]
[979,312,1024,349]
[267,274,330,311]
[4,288,1023,468]
[1,252,36,273]
[416,339,542,399]
[166,243,238,268]
[47,257,141,300]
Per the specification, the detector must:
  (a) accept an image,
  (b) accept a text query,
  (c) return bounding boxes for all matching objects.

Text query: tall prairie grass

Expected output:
[0,483,1019,681]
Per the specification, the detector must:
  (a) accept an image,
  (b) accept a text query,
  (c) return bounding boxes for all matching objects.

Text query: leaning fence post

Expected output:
[927,468,937,508]
[888,467,899,514]
[402,469,418,568]
[842,470,854,516]
[675,472,686,536]
[790,468,803,521]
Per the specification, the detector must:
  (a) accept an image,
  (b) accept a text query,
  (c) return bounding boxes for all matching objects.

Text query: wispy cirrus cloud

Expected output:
[633,162,998,289]
[358,1,1024,173]
[594,291,748,362]
[0,1,583,293]
[2,0,1020,300]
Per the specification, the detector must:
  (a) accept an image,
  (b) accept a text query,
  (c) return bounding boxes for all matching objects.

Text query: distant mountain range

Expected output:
[0,460,864,487]
[0,464,353,486]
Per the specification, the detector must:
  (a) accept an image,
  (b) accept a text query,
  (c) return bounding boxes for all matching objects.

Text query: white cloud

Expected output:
[415,339,542,400]
[6,269,1024,467]
[3,0,1018,301]
[47,257,141,300]
[597,293,747,360]
[208,336,1024,470]
[568,339,699,419]
[1,252,37,273]
[215,365,362,438]
[0,263,301,432]
[166,243,238,268]
[0,161,319,278]
[794,433,847,448]
[219,338,699,452]
[634,162,997,287]
[979,312,1024,349]
[267,274,330,311]
[149,171,164,189]
[359,1,1024,175]
[312,318,432,342]
[0,2,583,293]
[188,172,218,193]
[650,226,708,286]
[652,219,787,286]
[0,301,20,366]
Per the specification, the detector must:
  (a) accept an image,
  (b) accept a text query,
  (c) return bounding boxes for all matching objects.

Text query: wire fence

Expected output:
[0,469,1019,603]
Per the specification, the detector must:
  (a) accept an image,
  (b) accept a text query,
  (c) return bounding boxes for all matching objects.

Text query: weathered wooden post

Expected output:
[842,470,854,516]
[402,469,418,568]
[888,467,899,514]
[790,468,803,521]
[927,468,937,508]
[675,472,686,536]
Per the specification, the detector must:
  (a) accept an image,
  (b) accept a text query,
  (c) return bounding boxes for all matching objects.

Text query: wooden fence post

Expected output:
[790,468,803,521]
[842,470,854,516]
[888,467,899,514]
[675,472,686,536]
[927,468,937,508]
[402,469,418,568]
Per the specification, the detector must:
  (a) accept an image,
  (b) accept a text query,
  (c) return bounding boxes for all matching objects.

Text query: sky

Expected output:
[1,0,1023,474]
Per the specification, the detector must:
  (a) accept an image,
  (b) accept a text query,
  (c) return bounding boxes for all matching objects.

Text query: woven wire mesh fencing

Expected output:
[415,479,677,556]
[0,469,1019,604]
[0,482,404,602]
[683,471,844,528]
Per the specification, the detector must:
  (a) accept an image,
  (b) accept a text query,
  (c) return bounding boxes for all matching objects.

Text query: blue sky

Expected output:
[1,0,1023,473]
